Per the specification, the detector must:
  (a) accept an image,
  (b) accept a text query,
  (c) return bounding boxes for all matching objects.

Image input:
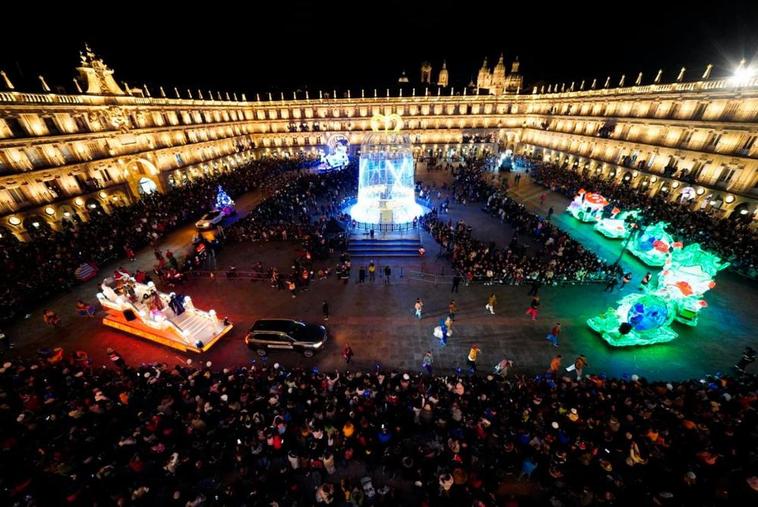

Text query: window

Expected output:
[44,179,65,198]
[689,162,705,182]
[692,103,707,119]
[739,136,755,156]
[43,117,61,135]
[99,169,113,182]
[717,167,735,183]
[24,147,43,167]
[73,115,89,133]
[8,187,28,205]
[4,117,27,137]
[58,144,76,163]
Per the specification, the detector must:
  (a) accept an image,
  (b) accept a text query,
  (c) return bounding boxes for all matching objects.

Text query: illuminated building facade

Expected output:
[0,48,756,240]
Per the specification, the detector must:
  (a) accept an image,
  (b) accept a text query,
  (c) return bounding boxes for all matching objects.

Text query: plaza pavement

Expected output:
[3,167,756,381]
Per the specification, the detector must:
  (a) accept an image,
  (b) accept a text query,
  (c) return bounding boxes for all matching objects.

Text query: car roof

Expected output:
[252,319,303,332]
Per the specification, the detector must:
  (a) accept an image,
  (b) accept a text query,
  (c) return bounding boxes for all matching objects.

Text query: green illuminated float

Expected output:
[627,221,677,267]
[650,244,729,326]
[587,293,679,347]
[594,209,642,239]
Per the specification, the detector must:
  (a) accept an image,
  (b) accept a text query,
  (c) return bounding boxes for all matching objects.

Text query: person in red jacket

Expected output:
[546,322,561,347]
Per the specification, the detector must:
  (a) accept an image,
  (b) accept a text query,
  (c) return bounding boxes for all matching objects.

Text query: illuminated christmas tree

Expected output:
[214,185,235,215]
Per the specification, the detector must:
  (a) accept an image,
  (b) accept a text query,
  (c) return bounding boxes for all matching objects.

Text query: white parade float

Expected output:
[96,276,232,353]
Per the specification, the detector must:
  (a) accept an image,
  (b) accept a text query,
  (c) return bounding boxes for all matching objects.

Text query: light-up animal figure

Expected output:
[594,209,642,239]
[649,244,729,326]
[566,189,608,223]
[587,293,678,347]
[627,221,679,267]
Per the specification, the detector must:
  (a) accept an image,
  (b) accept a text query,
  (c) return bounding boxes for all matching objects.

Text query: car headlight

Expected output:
[311,341,323,349]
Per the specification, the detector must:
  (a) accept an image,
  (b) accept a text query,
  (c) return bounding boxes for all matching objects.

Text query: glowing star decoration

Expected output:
[627,221,678,267]
[566,189,609,222]
[587,293,678,347]
[594,209,642,239]
[214,185,235,216]
[649,243,729,326]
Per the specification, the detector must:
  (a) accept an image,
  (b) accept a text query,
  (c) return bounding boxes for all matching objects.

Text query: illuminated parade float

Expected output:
[587,293,679,347]
[588,241,728,346]
[651,243,729,326]
[566,189,608,222]
[96,276,232,353]
[594,209,642,239]
[626,221,678,267]
[345,114,427,224]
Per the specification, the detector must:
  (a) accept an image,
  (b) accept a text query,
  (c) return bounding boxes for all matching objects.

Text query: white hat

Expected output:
[402,373,410,380]
[205,361,212,368]
[551,421,559,429]
[631,374,639,381]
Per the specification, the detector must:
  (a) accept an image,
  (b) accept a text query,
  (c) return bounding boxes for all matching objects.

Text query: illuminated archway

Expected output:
[0,226,18,244]
[57,204,80,225]
[730,202,755,220]
[23,215,51,239]
[109,191,129,207]
[125,158,164,198]
[138,177,158,195]
[85,198,106,217]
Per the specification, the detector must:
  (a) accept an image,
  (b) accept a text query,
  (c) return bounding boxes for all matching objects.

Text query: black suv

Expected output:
[244,319,327,357]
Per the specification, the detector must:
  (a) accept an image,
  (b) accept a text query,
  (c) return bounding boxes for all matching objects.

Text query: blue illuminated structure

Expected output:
[347,114,425,224]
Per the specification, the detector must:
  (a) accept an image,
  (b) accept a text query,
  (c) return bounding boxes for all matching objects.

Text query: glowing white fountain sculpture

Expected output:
[348,114,425,224]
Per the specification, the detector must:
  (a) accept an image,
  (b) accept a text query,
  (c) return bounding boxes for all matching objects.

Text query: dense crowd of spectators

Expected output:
[529,159,758,278]
[1,355,755,506]
[425,159,615,284]
[0,157,315,324]
[226,164,356,248]
[221,164,356,290]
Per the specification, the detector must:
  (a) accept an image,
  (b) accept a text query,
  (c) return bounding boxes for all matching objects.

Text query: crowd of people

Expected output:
[0,157,317,325]
[226,164,355,250]
[424,159,615,285]
[528,159,758,278]
[1,354,755,506]
[222,164,356,292]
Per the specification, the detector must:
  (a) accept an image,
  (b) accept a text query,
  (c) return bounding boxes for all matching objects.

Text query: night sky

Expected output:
[2,1,757,97]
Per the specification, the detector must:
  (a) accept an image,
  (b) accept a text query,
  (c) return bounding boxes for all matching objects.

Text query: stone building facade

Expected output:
[0,49,756,239]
